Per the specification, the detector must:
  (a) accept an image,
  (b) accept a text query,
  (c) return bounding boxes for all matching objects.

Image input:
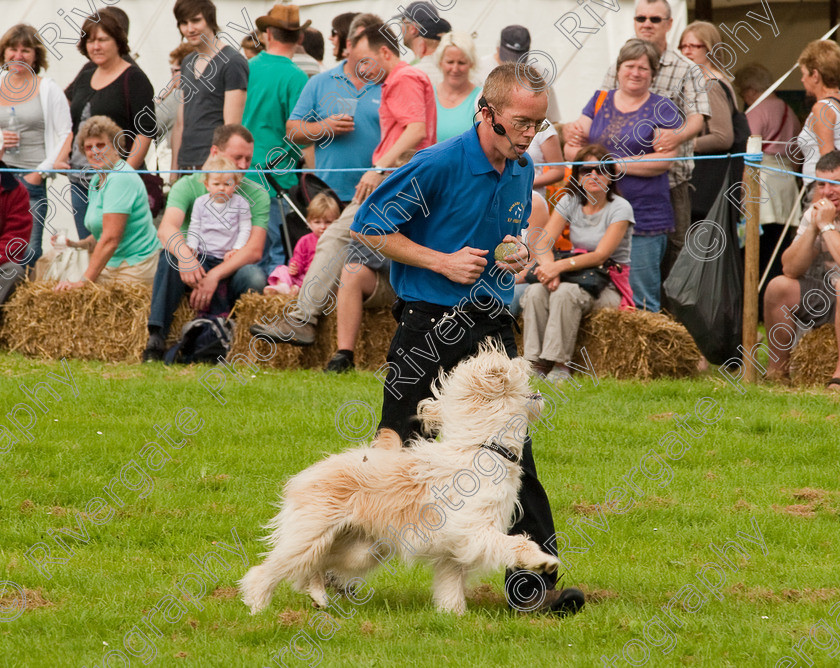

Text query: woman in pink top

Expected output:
[266,194,340,295]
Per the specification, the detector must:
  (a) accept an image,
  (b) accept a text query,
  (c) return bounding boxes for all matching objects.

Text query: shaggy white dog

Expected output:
[239,342,558,615]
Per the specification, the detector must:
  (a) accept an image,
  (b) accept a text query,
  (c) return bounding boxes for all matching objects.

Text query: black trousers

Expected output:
[377,299,558,607]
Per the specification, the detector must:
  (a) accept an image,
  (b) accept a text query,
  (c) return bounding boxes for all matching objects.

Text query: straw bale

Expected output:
[228,292,303,369]
[299,308,338,369]
[167,300,198,347]
[354,308,397,370]
[228,295,397,371]
[0,280,151,362]
[572,308,701,380]
[0,280,196,363]
[790,324,837,386]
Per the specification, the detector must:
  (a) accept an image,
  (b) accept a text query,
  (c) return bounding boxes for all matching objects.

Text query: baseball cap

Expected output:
[499,25,531,62]
[395,1,452,40]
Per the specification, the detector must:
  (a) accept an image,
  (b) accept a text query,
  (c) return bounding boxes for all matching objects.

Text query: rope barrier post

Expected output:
[742,135,764,383]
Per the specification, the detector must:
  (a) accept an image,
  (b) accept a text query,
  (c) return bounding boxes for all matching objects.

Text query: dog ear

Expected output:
[417,396,443,435]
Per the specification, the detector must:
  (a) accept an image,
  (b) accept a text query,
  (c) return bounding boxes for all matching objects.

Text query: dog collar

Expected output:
[481,441,520,464]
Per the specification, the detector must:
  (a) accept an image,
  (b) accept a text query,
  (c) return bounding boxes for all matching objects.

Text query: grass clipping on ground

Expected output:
[573,309,701,380]
[0,281,193,363]
[790,324,836,386]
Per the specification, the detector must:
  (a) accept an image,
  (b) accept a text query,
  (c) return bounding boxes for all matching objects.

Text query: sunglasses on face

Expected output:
[634,15,666,23]
[578,166,605,176]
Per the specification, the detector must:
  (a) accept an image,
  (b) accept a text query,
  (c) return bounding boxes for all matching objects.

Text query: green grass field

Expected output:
[1,352,839,667]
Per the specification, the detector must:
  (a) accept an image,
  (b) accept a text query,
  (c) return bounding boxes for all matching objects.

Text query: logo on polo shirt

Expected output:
[508,201,524,224]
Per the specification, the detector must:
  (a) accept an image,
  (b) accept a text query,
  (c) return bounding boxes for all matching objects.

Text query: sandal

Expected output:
[827,378,840,392]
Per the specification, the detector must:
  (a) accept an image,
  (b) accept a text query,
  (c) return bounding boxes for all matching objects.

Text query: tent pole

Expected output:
[742,136,763,383]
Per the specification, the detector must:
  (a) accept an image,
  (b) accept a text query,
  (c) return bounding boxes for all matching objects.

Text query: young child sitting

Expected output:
[265,193,340,295]
[187,155,252,263]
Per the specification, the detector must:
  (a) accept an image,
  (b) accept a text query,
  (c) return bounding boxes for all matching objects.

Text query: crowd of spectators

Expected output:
[0,0,837,387]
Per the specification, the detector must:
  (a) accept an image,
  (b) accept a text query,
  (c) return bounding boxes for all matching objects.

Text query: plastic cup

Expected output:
[336,97,358,118]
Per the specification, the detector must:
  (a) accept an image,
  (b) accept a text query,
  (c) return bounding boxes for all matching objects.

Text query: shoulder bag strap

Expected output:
[594,89,609,116]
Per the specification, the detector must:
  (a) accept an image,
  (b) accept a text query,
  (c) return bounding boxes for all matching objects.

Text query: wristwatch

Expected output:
[820,224,837,235]
[373,166,387,176]
[569,257,577,267]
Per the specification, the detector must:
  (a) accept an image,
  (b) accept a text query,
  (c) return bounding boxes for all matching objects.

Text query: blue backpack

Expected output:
[164,316,233,365]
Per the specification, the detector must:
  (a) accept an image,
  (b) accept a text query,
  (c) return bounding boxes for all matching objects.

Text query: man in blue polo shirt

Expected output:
[286,18,382,203]
[351,63,585,617]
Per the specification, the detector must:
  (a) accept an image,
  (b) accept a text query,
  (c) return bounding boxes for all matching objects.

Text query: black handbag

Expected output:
[523,250,612,298]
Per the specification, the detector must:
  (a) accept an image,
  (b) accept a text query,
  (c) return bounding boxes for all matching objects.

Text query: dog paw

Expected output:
[531,555,560,574]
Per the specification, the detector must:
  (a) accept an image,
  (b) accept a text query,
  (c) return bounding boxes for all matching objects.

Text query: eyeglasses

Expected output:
[490,107,550,133]
[330,29,338,37]
[634,15,667,23]
[679,43,706,51]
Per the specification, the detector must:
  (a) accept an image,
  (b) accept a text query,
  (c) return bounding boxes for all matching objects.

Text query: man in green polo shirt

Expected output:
[142,124,269,362]
[242,4,309,274]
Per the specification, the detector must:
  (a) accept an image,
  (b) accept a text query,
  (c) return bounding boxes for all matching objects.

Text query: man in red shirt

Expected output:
[351,22,437,204]
[254,21,437,345]
[0,149,34,304]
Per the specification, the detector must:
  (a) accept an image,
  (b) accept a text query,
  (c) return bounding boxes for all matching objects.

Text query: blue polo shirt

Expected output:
[352,124,533,307]
[289,61,382,202]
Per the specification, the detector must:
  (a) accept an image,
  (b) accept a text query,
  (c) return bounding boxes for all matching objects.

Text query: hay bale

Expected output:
[228,292,303,369]
[790,324,837,386]
[0,280,194,363]
[354,307,396,370]
[572,308,701,380]
[299,309,338,369]
[0,280,152,362]
[166,299,198,348]
[227,295,396,371]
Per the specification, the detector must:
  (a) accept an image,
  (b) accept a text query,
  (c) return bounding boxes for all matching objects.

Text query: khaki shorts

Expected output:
[97,252,159,287]
[363,265,395,309]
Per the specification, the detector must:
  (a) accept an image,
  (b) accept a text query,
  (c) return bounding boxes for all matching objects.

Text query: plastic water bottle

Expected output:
[5,107,20,156]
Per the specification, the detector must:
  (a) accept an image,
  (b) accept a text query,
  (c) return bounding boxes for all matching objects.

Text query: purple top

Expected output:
[583,90,682,235]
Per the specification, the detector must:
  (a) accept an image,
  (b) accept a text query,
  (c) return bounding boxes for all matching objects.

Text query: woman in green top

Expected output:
[55,115,160,290]
[434,32,482,143]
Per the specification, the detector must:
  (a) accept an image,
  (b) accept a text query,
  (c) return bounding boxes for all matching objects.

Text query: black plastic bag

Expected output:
[663,167,743,365]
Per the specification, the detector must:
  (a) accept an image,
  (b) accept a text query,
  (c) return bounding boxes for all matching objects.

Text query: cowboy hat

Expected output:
[256,4,312,32]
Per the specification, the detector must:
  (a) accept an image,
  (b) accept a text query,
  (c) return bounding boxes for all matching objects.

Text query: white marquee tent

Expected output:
[5,0,688,238]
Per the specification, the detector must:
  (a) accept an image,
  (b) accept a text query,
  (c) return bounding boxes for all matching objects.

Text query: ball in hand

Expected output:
[494,242,518,262]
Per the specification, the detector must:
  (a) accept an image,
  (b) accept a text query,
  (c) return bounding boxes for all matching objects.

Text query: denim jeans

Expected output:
[630,233,668,312]
[69,180,92,241]
[259,197,290,275]
[148,250,267,337]
[18,178,48,267]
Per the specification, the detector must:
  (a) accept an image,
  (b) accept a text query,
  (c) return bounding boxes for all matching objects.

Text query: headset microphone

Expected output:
[504,133,529,168]
[479,96,529,167]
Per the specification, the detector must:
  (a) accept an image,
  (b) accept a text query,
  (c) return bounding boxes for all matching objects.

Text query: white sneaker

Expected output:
[545,366,571,384]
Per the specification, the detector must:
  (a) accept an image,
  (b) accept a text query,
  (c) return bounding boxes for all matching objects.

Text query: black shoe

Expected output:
[537,587,585,616]
[324,351,355,373]
[142,333,165,363]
